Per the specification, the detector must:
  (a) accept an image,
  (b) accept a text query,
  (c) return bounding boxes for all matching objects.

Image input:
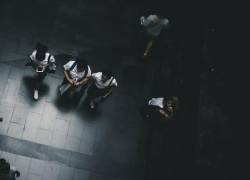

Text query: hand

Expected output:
[73,81,79,86]
[159,109,168,118]
[69,80,74,85]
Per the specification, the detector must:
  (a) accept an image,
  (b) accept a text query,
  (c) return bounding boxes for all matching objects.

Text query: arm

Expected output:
[76,76,91,86]
[63,70,74,84]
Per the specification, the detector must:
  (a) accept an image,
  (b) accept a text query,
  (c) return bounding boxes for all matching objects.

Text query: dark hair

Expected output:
[102,69,113,79]
[76,58,88,70]
[35,43,48,61]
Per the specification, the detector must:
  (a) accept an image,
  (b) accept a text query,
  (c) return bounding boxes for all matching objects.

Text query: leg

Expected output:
[76,83,88,99]
[143,40,154,57]
[34,72,46,100]
[86,84,103,108]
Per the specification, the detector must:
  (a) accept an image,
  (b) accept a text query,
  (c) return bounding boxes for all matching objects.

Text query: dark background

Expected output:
[0,0,232,179]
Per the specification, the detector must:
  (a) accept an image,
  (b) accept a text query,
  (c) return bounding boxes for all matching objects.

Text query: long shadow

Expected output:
[54,90,80,113]
[75,96,102,122]
[22,76,49,101]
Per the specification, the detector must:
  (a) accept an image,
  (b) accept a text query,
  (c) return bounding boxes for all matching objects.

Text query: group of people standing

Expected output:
[25,14,176,117]
[26,43,117,109]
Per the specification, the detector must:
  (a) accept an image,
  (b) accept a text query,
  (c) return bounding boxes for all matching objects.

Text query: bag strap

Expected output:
[69,61,78,71]
[48,54,52,62]
[108,77,114,87]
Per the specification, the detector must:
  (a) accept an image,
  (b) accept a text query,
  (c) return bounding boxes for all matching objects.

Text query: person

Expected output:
[140,14,169,58]
[25,43,56,100]
[142,96,179,122]
[85,69,118,109]
[0,158,20,180]
[59,59,91,98]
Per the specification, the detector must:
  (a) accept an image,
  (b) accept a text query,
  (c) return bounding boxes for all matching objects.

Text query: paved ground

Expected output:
[0,45,150,180]
[0,2,151,177]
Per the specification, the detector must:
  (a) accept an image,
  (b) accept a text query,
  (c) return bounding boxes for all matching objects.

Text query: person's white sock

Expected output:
[90,101,95,109]
[34,89,38,100]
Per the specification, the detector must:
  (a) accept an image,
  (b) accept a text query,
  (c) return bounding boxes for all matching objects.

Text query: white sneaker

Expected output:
[34,89,38,100]
[89,101,95,109]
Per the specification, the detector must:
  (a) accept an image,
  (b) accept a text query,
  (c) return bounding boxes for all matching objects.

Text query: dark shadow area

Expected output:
[75,99,102,121]
[22,76,49,101]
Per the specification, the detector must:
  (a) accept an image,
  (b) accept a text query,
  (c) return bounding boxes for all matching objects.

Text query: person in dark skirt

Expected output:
[140,14,169,58]
[25,43,56,100]
[85,69,118,109]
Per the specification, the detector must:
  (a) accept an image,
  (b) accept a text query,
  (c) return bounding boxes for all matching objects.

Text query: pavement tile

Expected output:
[29,158,46,176]
[25,112,42,129]
[26,173,42,180]
[7,122,24,138]
[58,165,75,180]
[1,151,17,165]
[15,155,31,177]
[73,168,91,180]
[68,121,83,139]
[35,129,52,146]
[22,127,37,142]
[51,131,67,149]
[54,118,69,135]
[43,161,60,180]
[11,104,29,125]
[64,136,81,152]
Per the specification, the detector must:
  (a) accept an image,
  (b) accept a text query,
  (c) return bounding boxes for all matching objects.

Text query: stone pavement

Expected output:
[0,1,155,179]
[0,53,146,180]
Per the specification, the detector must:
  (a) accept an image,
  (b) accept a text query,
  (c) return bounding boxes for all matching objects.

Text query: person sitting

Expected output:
[25,43,56,100]
[85,69,118,109]
[59,58,91,98]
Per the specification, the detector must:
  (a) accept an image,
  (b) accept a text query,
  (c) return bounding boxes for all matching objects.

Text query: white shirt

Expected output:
[92,72,118,89]
[30,50,55,67]
[148,97,164,108]
[140,15,169,37]
[64,60,91,82]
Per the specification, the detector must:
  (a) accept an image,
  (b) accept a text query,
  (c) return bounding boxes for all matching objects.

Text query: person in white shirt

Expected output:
[59,59,91,97]
[86,69,118,109]
[142,96,179,122]
[25,43,56,100]
[140,14,169,58]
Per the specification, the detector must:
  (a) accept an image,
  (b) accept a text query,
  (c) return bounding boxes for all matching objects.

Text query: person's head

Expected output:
[35,43,48,61]
[163,96,179,111]
[101,69,113,81]
[76,59,88,72]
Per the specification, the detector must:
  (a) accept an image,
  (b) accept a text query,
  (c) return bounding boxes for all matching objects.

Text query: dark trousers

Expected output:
[86,84,109,102]
[34,72,47,90]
